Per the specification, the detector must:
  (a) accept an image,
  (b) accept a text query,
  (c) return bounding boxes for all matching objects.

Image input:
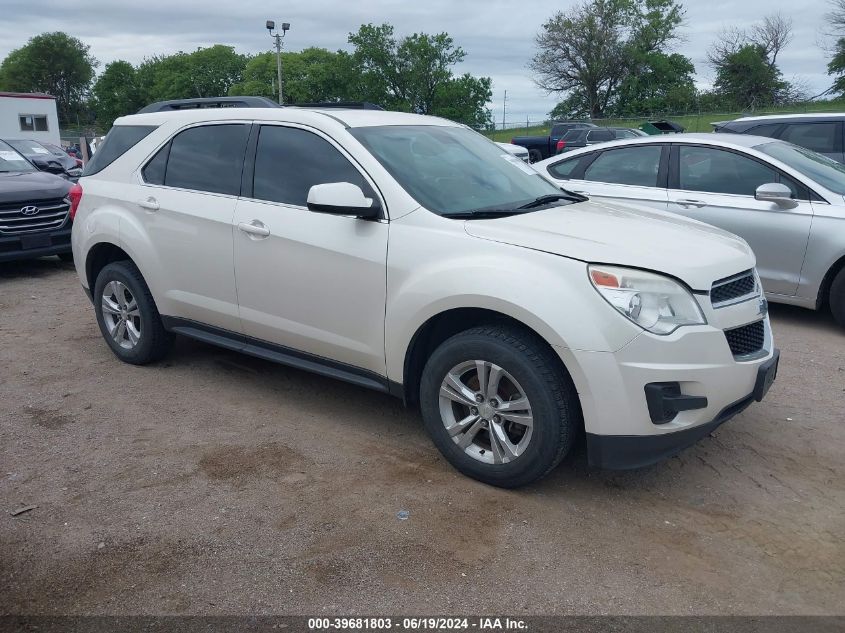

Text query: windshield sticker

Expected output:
[0,151,22,161]
[501,153,537,175]
[31,147,50,154]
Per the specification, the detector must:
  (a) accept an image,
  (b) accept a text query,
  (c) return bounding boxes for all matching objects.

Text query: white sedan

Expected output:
[535,133,845,326]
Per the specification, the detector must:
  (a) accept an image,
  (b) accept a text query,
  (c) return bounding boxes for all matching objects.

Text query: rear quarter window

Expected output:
[82,125,157,176]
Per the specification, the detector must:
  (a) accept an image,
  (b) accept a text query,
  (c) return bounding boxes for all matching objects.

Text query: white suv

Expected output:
[71,106,779,487]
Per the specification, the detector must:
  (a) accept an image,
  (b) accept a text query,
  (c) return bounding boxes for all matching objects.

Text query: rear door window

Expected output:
[584,146,662,187]
[778,122,840,154]
[162,124,250,195]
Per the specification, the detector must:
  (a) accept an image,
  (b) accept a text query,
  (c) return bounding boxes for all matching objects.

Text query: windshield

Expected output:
[7,139,51,156]
[0,140,35,173]
[755,141,845,195]
[350,125,567,216]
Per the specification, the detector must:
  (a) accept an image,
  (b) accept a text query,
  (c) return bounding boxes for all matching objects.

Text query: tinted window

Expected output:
[779,122,838,154]
[679,146,776,196]
[83,125,157,176]
[547,156,585,179]
[142,144,170,185]
[164,124,249,195]
[586,129,615,143]
[747,123,782,138]
[584,146,662,187]
[253,126,370,206]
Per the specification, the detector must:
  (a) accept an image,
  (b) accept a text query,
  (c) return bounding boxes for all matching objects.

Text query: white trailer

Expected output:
[0,92,61,145]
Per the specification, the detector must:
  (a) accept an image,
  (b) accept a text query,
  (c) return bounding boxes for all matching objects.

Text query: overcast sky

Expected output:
[0,0,833,122]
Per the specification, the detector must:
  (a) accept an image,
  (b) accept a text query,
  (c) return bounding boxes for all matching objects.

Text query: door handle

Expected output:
[137,197,159,211]
[237,220,270,238]
[672,198,707,208]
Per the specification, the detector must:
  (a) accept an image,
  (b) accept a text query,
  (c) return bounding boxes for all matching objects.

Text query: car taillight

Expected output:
[68,183,83,220]
[556,139,566,152]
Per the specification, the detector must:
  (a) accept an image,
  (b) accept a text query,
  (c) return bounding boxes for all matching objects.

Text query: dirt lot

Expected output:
[1,258,843,616]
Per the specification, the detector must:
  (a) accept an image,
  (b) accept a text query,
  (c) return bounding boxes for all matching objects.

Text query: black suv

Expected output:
[712,114,845,163]
[0,140,74,263]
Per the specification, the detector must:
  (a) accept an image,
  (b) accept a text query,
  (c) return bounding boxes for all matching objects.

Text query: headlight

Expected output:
[588,265,706,335]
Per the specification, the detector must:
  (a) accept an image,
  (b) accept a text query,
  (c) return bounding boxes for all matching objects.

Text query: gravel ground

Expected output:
[1,258,843,616]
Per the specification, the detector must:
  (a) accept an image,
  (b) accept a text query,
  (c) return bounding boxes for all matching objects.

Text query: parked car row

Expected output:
[535,131,845,327]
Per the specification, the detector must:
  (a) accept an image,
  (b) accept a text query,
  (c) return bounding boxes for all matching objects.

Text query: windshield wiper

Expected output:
[516,192,585,209]
[443,208,530,219]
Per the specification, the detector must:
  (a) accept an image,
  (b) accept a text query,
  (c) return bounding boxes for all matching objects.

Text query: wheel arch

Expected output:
[85,241,134,291]
[817,252,845,309]
[399,307,578,410]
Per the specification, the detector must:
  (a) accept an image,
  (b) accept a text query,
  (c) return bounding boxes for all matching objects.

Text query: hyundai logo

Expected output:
[20,205,39,216]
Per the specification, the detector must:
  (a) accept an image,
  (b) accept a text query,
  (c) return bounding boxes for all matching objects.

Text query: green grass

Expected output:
[485,101,845,141]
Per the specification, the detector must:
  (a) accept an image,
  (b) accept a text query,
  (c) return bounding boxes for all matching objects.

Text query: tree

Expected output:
[530,0,685,118]
[230,48,357,103]
[828,38,845,95]
[136,45,247,102]
[92,61,145,127]
[712,44,788,109]
[614,51,697,115]
[432,74,493,128]
[707,14,795,108]
[0,32,98,124]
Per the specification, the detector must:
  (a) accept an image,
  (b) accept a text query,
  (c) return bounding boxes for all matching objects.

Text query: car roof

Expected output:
[732,112,845,122]
[113,107,458,130]
[534,132,784,166]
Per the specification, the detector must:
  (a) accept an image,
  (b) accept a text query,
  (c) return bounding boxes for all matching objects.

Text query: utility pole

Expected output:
[266,20,290,104]
[502,90,508,131]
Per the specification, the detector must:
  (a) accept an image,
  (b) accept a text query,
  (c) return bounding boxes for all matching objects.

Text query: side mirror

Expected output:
[755,183,798,209]
[307,182,381,219]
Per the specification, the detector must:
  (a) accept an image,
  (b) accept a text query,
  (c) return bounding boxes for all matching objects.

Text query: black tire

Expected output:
[830,267,845,327]
[93,260,173,365]
[57,251,74,263]
[419,325,580,488]
[528,149,542,164]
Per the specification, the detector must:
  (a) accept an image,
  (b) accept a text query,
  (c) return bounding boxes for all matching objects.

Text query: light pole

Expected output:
[266,20,290,104]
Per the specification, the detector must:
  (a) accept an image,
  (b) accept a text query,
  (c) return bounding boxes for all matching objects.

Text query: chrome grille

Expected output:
[724,320,765,357]
[711,270,757,307]
[0,198,70,235]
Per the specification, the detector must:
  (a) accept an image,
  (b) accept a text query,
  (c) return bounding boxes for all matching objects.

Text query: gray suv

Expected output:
[713,114,845,163]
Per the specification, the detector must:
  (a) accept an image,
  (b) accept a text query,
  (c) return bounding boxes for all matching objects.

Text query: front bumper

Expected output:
[0,226,72,262]
[556,314,778,469]
[586,350,779,469]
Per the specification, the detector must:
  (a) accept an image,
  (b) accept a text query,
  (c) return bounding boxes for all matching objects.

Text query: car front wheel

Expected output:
[419,325,580,488]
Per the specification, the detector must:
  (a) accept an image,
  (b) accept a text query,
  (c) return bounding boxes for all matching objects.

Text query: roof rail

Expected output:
[291,102,385,110]
[136,96,281,113]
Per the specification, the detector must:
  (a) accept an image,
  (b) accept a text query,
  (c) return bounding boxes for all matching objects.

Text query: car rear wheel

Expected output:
[528,149,542,163]
[830,267,845,327]
[93,261,173,365]
[419,325,580,488]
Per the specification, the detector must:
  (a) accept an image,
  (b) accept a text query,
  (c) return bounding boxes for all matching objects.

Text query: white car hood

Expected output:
[463,199,755,291]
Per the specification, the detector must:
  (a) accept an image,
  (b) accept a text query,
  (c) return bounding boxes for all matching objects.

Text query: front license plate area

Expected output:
[20,233,52,250]
[753,349,780,402]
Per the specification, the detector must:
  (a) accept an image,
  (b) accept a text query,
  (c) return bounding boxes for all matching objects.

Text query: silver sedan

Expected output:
[535,133,845,326]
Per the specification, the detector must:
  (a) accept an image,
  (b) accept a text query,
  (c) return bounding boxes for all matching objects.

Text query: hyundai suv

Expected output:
[71,107,779,487]
[0,139,76,262]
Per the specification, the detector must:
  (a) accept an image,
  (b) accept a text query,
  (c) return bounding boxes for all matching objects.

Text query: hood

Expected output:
[463,199,755,291]
[0,170,72,204]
